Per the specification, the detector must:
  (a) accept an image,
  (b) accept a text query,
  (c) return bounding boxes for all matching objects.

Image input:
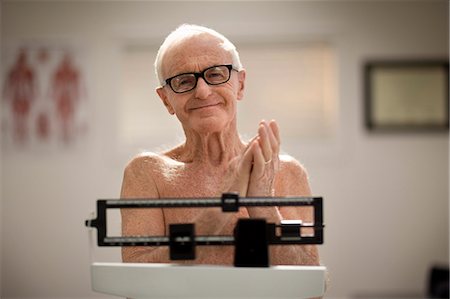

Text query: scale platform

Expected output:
[91,262,327,299]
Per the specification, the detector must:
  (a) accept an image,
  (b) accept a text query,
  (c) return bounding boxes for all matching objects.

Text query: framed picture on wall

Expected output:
[364,60,449,132]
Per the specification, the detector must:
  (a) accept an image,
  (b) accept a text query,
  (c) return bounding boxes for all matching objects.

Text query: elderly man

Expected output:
[120,24,319,266]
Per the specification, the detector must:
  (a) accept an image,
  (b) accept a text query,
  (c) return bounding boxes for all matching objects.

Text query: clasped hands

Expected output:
[227,119,280,197]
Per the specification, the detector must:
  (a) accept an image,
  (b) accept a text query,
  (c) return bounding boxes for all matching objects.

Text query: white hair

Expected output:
[154,24,244,86]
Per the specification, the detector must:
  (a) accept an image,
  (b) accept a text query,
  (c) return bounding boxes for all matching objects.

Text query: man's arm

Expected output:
[246,154,320,265]
[243,120,320,265]
[272,157,320,266]
[120,155,170,263]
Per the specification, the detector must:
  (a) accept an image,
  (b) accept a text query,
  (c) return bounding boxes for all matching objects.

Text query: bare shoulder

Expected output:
[124,151,164,178]
[121,152,167,198]
[279,154,309,180]
[275,154,311,196]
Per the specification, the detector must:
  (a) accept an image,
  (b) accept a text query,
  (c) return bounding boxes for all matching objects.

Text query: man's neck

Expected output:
[180,121,245,166]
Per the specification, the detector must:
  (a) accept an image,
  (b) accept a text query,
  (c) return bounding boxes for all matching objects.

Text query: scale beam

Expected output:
[85,193,324,266]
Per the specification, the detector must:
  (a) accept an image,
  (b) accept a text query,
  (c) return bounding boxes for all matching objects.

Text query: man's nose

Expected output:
[194,77,212,99]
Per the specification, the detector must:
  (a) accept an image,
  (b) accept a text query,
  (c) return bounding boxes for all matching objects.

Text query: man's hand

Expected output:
[247,120,280,197]
[222,120,280,198]
[221,135,256,196]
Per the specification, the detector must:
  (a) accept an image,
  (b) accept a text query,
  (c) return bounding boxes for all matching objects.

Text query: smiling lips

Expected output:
[189,102,221,110]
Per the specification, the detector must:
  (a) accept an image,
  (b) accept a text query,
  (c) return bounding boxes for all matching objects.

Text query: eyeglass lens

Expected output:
[169,65,231,93]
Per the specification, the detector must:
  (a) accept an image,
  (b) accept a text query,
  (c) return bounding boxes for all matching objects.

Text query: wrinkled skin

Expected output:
[120,33,320,267]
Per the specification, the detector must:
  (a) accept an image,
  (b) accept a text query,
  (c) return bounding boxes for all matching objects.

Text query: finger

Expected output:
[227,141,254,196]
[239,138,257,174]
[251,141,266,179]
[258,122,272,162]
[264,120,279,155]
[246,134,259,148]
[269,120,281,145]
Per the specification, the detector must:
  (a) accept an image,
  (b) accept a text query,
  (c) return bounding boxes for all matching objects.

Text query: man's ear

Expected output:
[156,87,175,115]
[237,69,246,101]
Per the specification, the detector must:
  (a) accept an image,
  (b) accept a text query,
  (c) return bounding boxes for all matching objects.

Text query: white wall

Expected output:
[1,1,448,298]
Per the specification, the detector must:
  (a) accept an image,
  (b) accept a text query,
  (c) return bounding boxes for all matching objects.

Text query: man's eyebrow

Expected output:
[166,64,196,77]
[170,65,213,77]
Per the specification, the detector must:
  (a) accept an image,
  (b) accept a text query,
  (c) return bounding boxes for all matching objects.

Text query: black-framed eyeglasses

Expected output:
[164,64,236,94]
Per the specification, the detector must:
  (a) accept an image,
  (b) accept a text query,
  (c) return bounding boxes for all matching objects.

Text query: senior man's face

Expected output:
[156,34,246,134]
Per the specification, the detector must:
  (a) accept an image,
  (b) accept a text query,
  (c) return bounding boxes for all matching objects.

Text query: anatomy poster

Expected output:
[2,43,89,151]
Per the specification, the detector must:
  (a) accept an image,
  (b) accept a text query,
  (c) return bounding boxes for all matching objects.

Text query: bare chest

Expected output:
[155,165,225,198]
[152,164,247,234]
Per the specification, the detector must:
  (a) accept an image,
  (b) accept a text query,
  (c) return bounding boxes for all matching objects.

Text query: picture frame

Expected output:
[364,60,449,132]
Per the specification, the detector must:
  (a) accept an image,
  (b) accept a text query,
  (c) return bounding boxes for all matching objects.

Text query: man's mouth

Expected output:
[190,103,221,110]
